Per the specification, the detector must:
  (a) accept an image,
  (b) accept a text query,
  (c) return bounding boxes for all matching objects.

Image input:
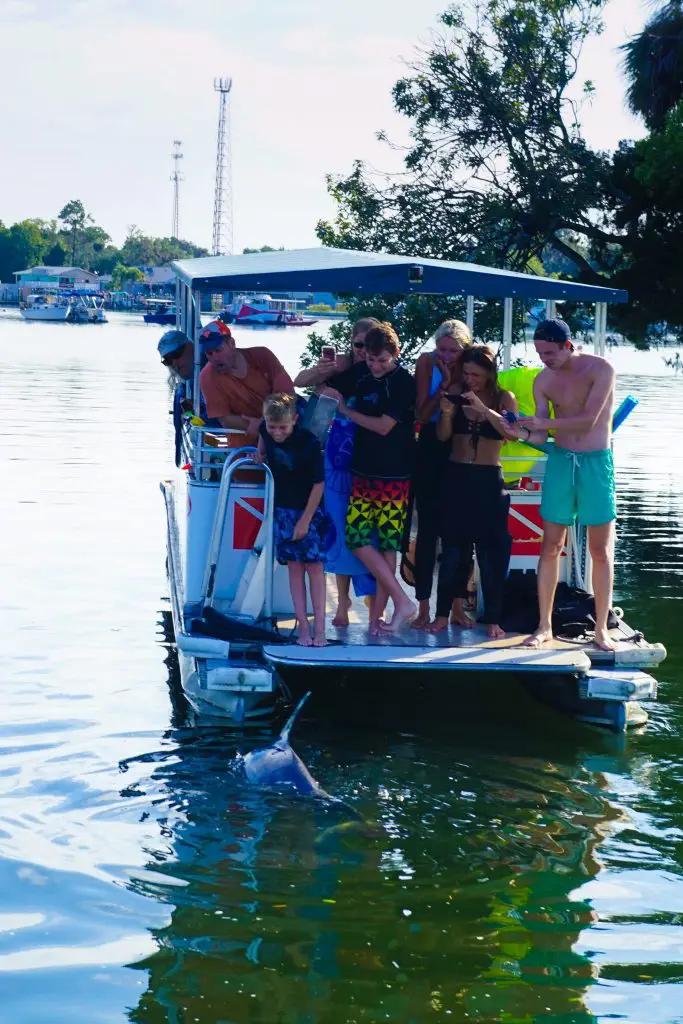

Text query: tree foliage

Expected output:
[621,1,683,129]
[318,0,615,282]
[111,264,146,292]
[0,204,209,283]
[315,0,683,345]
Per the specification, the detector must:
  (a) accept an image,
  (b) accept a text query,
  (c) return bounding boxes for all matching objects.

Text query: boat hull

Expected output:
[144,312,176,325]
[161,478,279,722]
[20,306,70,321]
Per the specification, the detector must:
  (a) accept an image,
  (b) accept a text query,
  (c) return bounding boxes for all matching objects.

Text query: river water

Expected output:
[1,309,682,1023]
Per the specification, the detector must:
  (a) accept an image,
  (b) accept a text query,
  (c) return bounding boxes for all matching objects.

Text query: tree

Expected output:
[242,245,285,254]
[0,220,47,282]
[111,264,146,292]
[318,1,619,283]
[44,241,67,266]
[621,1,683,128]
[58,199,93,265]
[120,226,208,266]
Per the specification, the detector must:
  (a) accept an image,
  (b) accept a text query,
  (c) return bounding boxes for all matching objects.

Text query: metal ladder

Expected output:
[200,449,275,623]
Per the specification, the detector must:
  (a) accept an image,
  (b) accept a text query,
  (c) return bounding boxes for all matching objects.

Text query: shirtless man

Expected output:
[513,318,617,652]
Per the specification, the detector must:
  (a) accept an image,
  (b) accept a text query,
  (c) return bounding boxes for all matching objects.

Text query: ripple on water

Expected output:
[2,317,683,1021]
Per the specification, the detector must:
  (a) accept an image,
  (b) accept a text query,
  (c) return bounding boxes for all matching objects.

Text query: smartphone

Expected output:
[446,393,469,405]
[321,346,335,361]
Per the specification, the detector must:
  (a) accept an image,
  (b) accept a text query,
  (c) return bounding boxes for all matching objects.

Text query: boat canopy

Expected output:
[171,246,627,304]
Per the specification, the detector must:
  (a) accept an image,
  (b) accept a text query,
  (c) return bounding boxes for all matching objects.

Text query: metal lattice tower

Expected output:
[212,77,234,256]
[170,140,183,239]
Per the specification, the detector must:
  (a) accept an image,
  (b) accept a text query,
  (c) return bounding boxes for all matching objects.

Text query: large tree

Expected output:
[58,199,93,265]
[317,0,623,284]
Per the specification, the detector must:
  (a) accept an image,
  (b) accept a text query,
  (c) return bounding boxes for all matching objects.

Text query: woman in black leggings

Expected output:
[412,319,472,629]
[431,346,518,638]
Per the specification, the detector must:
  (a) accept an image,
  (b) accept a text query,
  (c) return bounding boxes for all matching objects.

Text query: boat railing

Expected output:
[200,453,275,623]
[185,425,262,484]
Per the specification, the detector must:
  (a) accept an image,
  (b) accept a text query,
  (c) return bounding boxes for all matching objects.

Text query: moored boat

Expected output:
[20,293,71,321]
[222,293,317,327]
[143,300,177,325]
[160,247,666,732]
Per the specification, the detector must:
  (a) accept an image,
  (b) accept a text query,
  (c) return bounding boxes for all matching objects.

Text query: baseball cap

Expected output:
[157,329,189,359]
[199,319,233,352]
[534,318,571,343]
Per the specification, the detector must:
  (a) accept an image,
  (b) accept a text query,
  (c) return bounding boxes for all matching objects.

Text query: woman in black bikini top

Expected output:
[431,345,518,638]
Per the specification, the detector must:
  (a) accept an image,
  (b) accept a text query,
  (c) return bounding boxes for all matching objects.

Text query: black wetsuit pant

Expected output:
[413,424,451,601]
[435,462,511,624]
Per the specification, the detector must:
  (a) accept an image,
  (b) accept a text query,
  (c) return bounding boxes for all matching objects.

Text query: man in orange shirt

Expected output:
[198,320,295,442]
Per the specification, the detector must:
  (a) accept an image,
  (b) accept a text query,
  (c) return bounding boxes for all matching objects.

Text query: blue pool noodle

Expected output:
[612,394,639,432]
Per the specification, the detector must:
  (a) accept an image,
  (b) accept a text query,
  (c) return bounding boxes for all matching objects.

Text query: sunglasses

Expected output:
[162,348,185,366]
[352,340,366,349]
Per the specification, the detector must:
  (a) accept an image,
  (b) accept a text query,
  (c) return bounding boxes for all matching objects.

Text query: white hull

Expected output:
[21,306,70,321]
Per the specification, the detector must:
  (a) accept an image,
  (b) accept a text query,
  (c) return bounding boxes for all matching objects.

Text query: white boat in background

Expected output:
[63,291,108,323]
[160,247,666,732]
[20,293,71,321]
[221,293,317,327]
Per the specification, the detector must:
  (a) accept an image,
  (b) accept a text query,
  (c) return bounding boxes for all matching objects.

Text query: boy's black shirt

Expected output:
[332,362,416,479]
[259,423,324,509]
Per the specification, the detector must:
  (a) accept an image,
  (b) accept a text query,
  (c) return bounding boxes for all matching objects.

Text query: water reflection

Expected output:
[123,642,627,1021]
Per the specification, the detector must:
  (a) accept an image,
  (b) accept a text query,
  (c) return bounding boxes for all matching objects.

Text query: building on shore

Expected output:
[13,265,102,299]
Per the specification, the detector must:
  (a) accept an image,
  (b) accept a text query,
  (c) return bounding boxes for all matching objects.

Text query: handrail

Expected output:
[200,452,275,624]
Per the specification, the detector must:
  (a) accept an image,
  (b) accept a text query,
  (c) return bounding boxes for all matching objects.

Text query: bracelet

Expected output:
[522,425,531,440]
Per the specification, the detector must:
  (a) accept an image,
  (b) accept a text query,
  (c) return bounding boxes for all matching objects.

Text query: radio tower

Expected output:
[212,77,234,256]
[170,140,183,239]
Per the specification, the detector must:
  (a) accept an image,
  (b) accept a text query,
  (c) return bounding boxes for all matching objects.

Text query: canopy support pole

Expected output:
[594,301,607,357]
[545,299,556,319]
[502,297,513,370]
[191,288,203,416]
[466,295,475,333]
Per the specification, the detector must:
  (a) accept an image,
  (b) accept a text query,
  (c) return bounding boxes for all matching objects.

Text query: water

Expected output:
[1,309,682,1023]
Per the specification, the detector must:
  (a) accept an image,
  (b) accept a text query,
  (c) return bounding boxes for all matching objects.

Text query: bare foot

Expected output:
[487,623,506,640]
[312,635,328,647]
[379,599,417,634]
[411,601,431,630]
[369,619,386,637]
[593,630,617,652]
[297,635,313,647]
[331,597,351,627]
[450,599,473,627]
[522,628,553,648]
[426,615,449,633]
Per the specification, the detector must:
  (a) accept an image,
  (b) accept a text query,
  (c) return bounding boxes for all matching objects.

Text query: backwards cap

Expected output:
[533,318,571,343]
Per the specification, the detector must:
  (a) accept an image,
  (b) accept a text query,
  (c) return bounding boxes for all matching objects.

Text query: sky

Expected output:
[0,0,653,254]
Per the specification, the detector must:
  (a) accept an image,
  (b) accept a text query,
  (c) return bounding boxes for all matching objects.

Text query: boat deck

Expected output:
[264,580,665,672]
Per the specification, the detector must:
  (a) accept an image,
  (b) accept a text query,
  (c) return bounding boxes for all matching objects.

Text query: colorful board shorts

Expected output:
[345,475,410,553]
[540,447,616,527]
[273,506,335,565]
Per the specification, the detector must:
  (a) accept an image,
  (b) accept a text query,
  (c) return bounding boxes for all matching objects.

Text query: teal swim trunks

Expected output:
[540,447,616,526]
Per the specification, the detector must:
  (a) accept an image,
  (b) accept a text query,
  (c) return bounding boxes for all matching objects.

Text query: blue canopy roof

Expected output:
[171,246,627,304]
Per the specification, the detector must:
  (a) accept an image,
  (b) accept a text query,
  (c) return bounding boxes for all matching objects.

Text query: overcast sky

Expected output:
[0,0,651,252]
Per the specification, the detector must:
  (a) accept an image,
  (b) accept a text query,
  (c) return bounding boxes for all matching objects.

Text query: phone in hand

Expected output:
[446,393,469,405]
[321,346,335,362]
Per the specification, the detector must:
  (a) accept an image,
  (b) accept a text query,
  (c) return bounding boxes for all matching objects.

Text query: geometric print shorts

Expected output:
[345,475,410,552]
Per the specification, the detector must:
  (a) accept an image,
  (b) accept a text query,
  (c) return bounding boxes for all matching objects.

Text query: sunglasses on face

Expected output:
[162,348,185,366]
[352,340,366,349]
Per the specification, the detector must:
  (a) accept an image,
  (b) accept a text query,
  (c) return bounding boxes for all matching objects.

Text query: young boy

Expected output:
[321,323,417,635]
[255,393,332,647]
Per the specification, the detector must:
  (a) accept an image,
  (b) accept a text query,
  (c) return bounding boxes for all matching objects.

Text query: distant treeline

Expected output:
[0,200,209,284]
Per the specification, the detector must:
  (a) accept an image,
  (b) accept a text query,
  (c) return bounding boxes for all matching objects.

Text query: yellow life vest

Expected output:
[498,366,545,483]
